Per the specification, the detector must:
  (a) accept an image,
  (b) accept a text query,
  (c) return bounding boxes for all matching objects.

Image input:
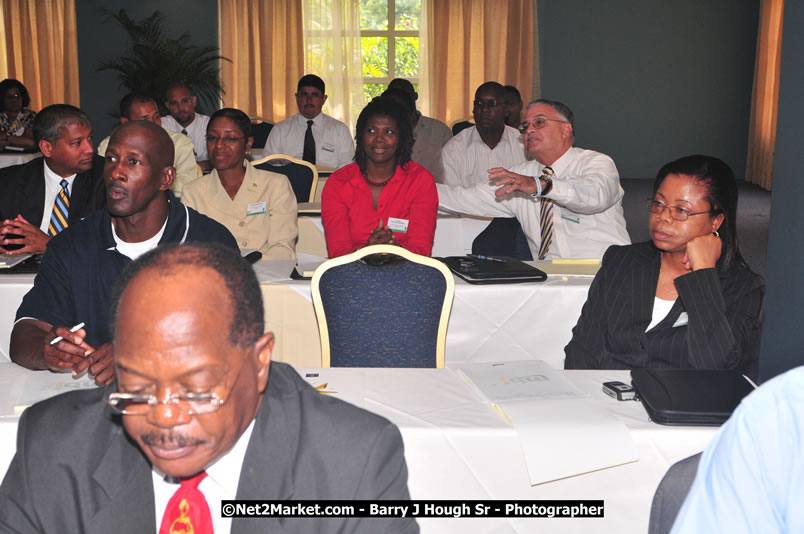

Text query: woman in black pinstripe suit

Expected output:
[564,155,764,378]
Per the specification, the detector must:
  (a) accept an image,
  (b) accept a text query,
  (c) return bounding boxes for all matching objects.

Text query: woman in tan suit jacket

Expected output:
[182,108,298,259]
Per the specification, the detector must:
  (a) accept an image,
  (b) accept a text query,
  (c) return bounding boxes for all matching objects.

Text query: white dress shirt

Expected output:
[441,125,526,187]
[153,421,255,534]
[264,113,354,169]
[437,146,631,259]
[39,161,77,234]
[162,113,211,162]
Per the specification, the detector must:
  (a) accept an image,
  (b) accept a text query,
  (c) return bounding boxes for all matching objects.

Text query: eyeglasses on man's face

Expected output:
[518,117,567,134]
[473,99,502,109]
[646,199,715,222]
[107,391,226,416]
[107,348,252,416]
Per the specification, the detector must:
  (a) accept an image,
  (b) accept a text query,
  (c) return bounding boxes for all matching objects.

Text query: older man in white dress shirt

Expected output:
[437,99,630,259]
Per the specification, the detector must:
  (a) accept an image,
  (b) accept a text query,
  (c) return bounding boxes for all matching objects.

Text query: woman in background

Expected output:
[564,155,764,379]
[182,108,298,259]
[322,97,438,258]
[0,79,36,150]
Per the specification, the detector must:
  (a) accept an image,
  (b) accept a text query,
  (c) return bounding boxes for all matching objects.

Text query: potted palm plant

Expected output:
[96,9,229,115]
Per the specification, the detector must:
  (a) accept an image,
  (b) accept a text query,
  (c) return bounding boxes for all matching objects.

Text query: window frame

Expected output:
[360,0,420,93]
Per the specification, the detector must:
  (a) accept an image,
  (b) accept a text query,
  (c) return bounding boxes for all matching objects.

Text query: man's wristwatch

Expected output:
[541,175,554,196]
[530,175,553,198]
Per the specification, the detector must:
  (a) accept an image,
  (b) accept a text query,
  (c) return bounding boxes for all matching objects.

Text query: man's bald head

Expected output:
[104,121,176,225]
[110,121,175,169]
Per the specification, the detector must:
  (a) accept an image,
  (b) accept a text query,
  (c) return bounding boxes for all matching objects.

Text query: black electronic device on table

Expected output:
[439,255,547,284]
[631,369,755,426]
[0,253,40,273]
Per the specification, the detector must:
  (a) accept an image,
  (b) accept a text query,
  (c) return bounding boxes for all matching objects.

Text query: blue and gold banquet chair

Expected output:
[252,153,319,204]
[311,245,454,368]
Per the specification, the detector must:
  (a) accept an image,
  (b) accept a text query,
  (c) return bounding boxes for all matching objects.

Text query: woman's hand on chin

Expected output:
[683,233,722,271]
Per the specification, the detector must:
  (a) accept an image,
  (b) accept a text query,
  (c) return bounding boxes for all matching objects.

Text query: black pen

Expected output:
[468,254,507,263]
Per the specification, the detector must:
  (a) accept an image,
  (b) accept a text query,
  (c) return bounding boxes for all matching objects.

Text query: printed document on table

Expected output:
[453,360,584,403]
[453,361,638,485]
[501,397,639,485]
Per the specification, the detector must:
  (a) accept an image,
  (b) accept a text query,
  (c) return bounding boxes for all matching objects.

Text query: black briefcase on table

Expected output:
[630,369,756,426]
[439,256,547,284]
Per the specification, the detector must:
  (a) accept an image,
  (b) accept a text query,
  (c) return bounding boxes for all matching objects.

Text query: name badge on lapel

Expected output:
[387,217,409,233]
[247,202,266,216]
[322,143,336,153]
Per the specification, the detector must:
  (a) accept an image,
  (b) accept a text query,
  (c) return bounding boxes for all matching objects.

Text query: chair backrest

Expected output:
[648,453,702,534]
[250,117,274,149]
[450,117,474,136]
[311,244,455,368]
[252,154,319,203]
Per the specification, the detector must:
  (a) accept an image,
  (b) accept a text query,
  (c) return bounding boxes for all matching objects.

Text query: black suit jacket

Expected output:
[564,242,764,378]
[0,362,418,534]
[0,155,106,225]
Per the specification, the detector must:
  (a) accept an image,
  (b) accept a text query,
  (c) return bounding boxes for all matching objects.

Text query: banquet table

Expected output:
[0,363,716,533]
[0,263,593,368]
[0,150,40,169]
[0,273,35,362]
[254,260,592,369]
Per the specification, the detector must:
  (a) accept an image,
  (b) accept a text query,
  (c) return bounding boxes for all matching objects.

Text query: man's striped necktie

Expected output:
[538,166,555,260]
[47,179,70,236]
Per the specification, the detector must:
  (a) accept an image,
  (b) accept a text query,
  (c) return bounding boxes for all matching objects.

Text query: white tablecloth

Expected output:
[0,274,36,362]
[255,262,591,369]
[0,151,40,170]
[0,364,716,533]
[1,263,591,369]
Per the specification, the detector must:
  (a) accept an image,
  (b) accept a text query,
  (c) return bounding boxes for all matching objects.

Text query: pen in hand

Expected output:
[50,322,86,346]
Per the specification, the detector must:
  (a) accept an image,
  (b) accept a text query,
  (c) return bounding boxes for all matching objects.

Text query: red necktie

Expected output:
[159,471,214,534]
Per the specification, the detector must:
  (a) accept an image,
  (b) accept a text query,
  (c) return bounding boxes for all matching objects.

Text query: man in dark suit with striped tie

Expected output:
[0,104,106,255]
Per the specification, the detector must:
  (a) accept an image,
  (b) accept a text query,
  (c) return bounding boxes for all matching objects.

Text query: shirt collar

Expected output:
[468,125,510,151]
[298,113,321,126]
[101,191,179,251]
[43,159,77,186]
[539,146,574,177]
[205,419,256,494]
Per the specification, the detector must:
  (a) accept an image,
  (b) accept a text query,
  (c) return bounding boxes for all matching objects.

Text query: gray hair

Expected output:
[33,104,90,145]
[526,98,575,137]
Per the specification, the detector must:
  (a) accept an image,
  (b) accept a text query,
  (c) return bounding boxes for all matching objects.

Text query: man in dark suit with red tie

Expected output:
[0,243,417,534]
[0,104,106,255]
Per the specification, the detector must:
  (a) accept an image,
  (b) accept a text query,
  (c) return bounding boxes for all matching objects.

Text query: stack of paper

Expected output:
[454,361,639,485]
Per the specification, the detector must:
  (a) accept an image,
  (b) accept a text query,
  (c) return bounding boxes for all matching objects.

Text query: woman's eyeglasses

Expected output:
[646,199,715,221]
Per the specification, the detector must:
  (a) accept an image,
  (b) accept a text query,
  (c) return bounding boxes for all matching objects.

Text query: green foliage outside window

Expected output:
[359,0,420,103]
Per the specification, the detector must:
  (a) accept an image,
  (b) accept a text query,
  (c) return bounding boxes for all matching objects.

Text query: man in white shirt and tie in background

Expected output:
[264,74,354,169]
[161,81,211,173]
[437,99,630,259]
[0,104,106,255]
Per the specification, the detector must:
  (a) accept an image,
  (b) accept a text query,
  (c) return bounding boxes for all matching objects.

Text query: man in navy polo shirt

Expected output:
[10,121,237,385]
